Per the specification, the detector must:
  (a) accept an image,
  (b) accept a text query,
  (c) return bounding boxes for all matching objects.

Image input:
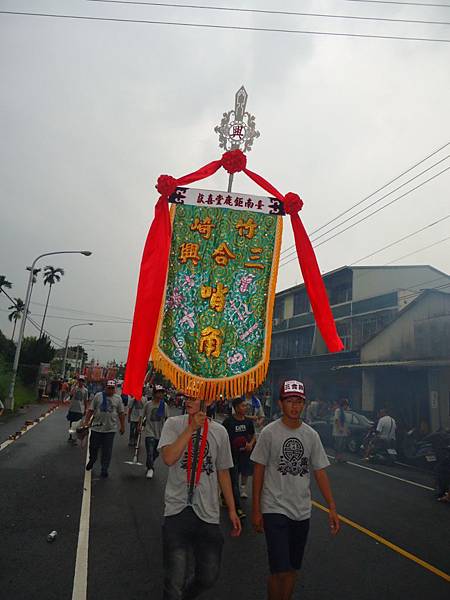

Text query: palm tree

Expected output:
[40,266,65,336]
[0,275,13,301]
[8,298,24,341]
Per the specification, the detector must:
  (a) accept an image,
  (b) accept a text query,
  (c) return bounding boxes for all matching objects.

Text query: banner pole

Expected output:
[187,400,206,505]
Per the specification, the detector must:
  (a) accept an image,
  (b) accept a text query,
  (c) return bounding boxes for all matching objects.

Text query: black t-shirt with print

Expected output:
[222,416,255,456]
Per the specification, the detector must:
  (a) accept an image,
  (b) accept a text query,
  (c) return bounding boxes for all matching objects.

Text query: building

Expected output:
[268,265,450,429]
[336,289,450,432]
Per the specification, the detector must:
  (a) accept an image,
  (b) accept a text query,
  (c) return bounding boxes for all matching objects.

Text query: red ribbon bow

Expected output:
[221,149,247,174]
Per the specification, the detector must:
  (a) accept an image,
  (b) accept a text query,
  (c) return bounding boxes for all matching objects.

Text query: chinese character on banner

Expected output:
[245,247,264,270]
[199,326,223,358]
[178,243,201,266]
[212,242,236,266]
[232,124,245,139]
[236,217,257,239]
[190,216,216,240]
[201,283,229,312]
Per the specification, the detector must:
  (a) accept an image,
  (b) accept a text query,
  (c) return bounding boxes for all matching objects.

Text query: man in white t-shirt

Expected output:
[251,379,340,600]
[376,409,397,442]
[84,380,125,478]
[158,396,241,599]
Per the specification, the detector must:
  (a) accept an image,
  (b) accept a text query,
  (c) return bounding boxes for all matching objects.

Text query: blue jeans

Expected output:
[129,421,139,446]
[145,436,159,469]
[162,508,224,600]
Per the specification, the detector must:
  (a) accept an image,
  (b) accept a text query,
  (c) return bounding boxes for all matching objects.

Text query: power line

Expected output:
[312,154,449,243]
[280,142,450,256]
[339,0,450,8]
[30,313,131,324]
[1,10,450,43]
[313,165,450,248]
[30,300,131,322]
[349,214,450,264]
[280,153,450,262]
[88,0,450,26]
[385,234,450,264]
[279,164,450,267]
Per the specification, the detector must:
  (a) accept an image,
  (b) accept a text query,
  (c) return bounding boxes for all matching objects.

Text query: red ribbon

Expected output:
[187,418,209,489]
[123,150,343,398]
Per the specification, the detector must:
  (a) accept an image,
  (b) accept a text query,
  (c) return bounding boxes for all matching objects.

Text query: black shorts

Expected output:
[263,513,310,573]
[67,411,83,423]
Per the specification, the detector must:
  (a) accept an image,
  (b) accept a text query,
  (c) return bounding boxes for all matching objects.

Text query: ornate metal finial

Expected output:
[214,86,260,153]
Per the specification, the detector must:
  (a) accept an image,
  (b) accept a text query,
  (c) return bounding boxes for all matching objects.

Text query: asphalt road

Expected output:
[1,407,449,600]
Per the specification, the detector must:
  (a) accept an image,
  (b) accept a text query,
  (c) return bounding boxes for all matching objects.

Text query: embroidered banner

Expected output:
[152,188,282,401]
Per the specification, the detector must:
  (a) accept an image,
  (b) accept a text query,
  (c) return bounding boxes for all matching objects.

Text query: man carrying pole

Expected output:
[158,395,241,600]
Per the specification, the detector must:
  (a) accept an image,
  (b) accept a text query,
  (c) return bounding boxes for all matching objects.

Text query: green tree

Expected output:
[20,335,55,384]
[8,298,24,341]
[0,329,16,363]
[40,266,64,336]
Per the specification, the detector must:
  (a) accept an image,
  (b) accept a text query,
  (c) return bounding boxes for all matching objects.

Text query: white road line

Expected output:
[326,454,434,491]
[72,434,92,600]
[0,406,59,452]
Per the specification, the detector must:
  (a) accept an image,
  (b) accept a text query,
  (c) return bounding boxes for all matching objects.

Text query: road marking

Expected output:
[0,405,59,452]
[72,434,92,600]
[326,454,434,491]
[312,501,450,583]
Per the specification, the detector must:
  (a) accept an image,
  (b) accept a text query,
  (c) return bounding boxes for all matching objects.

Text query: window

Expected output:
[271,335,288,359]
[293,290,309,315]
[274,298,284,321]
[328,283,352,306]
[336,321,351,351]
[287,328,313,357]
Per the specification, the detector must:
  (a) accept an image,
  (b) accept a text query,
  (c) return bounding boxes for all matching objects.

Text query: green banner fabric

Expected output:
[152,188,282,402]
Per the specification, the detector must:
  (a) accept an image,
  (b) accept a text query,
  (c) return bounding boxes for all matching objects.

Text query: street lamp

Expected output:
[62,323,94,379]
[7,250,92,411]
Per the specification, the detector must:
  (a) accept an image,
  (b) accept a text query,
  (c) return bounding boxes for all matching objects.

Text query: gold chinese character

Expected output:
[190,216,215,240]
[212,242,236,266]
[245,247,264,270]
[198,326,223,358]
[200,283,229,312]
[178,243,201,266]
[236,217,257,239]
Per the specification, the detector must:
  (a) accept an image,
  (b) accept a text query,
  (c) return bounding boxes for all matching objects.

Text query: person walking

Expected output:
[376,408,397,445]
[67,375,89,444]
[251,380,340,600]
[158,395,241,600]
[333,398,350,462]
[59,379,69,403]
[222,396,256,518]
[128,396,145,447]
[84,380,125,478]
[143,385,169,479]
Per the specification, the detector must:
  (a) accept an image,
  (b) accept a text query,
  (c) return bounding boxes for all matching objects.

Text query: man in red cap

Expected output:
[251,379,340,600]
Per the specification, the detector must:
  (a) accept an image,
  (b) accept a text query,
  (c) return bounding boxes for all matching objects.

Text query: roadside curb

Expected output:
[0,405,60,451]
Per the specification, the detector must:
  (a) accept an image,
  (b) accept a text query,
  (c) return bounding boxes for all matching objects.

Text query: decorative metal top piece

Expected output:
[214,86,260,153]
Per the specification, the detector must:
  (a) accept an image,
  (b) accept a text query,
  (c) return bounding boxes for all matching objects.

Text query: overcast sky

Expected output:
[1,0,449,363]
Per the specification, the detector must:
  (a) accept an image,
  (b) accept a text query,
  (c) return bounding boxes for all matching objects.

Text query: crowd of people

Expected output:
[61,376,340,600]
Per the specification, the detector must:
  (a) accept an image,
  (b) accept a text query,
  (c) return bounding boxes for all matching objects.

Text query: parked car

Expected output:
[310,410,374,453]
